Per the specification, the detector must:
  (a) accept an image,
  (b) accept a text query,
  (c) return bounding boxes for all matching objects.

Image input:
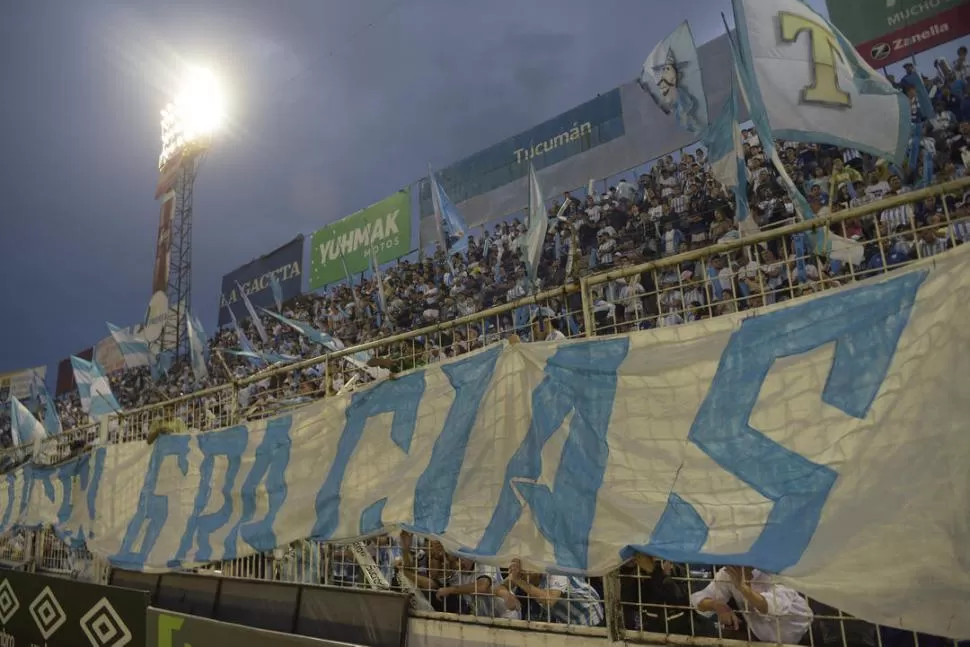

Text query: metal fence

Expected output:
[4,177,969,647]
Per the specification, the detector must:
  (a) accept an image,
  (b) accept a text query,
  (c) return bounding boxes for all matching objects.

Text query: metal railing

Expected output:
[5,177,969,647]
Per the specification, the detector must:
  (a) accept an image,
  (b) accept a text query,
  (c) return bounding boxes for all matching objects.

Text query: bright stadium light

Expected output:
[158,66,226,169]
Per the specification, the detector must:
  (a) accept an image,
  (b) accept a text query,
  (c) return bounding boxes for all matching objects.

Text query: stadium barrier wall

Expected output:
[3,177,969,647]
[0,567,148,647]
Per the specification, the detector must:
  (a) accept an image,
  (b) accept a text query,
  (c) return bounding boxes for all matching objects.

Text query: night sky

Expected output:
[0,0,912,376]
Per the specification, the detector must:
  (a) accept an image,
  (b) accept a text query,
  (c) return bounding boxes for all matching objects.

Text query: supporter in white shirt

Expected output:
[596,229,616,265]
[690,566,812,644]
[437,556,520,620]
[615,177,636,202]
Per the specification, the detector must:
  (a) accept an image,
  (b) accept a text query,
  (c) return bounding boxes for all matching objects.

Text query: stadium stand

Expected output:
[1,47,969,647]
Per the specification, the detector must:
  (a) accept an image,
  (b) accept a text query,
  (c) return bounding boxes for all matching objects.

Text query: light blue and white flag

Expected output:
[429,165,469,256]
[70,356,121,420]
[639,21,709,134]
[235,281,270,345]
[38,374,61,437]
[731,0,909,166]
[261,308,384,379]
[901,70,934,121]
[369,248,388,319]
[269,273,284,312]
[8,396,46,450]
[186,312,210,382]
[703,76,752,228]
[728,14,863,265]
[523,163,549,288]
[107,322,152,369]
[228,307,263,367]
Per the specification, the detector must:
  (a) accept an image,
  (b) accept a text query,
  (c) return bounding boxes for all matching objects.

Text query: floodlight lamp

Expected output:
[157,65,226,168]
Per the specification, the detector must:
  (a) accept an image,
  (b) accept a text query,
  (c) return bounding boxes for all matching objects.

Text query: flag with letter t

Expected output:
[639,21,709,134]
[731,0,908,165]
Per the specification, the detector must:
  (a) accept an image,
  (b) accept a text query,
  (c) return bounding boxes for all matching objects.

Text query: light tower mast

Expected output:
[149,68,224,360]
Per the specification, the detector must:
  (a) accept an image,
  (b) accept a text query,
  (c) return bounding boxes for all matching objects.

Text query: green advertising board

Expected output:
[309,189,411,290]
[826,0,957,45]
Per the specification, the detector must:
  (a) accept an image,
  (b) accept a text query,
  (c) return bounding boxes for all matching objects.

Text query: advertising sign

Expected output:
[826,0,970,67]
[152,194,176,295]
[218,236,305,327]
[0,570,148,647]
[417,88,624,219]
[148,610,359,647]
[309,190,411,290]
[0,366,46,400]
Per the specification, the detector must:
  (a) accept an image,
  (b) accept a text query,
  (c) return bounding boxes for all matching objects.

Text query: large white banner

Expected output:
[2,248,968,638]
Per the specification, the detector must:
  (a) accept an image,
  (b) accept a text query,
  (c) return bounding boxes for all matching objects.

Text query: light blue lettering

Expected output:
[474,339,630,569]
[223,416,293,558]
[312,373,426,540]
[173,426,249,566]
[413,347,501,534]
[113,434,190,570]
[634,270,927,572]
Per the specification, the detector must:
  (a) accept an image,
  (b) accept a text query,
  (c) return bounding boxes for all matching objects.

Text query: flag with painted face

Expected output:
[731,0,908,166]
[639,21,709,134]
[70,356,121,420]
[107,322,153,369]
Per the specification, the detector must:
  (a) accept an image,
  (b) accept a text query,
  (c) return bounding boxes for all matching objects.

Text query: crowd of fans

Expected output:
[2,48,969,442]
[0,46,967,646]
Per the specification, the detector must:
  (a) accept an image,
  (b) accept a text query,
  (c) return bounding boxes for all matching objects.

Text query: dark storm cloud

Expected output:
[0,0,826,374]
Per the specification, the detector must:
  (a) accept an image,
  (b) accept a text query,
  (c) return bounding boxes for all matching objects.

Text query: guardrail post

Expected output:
[579,275,595,338]
[602,567,624,642]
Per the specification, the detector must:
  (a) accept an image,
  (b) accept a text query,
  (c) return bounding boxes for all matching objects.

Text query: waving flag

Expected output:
[107,322,153,369]
[639,21,709,134]
[269,273,284,312]
[9,396,46,451]
[429,165,469,256]
[728,16,863,266]
[369,248,388,316]
[261,309,385,380]
[703,76,752,229]
[523,164,549,288]
[186,312,210,382]
[70,356,121,420]
[901,69,934,121]
[41,380,62,437]
[228,307,263,367]
[235,281,270,344]
[731,0,908,166]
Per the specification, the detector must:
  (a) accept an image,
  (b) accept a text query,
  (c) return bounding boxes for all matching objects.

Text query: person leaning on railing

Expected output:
[618,551,716,637]
[689,565,812,644]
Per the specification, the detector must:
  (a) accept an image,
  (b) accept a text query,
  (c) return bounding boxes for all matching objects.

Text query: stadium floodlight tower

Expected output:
[151,67,225,361]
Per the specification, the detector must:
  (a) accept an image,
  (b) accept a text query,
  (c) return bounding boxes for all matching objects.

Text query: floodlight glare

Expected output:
[158,66,226,168]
